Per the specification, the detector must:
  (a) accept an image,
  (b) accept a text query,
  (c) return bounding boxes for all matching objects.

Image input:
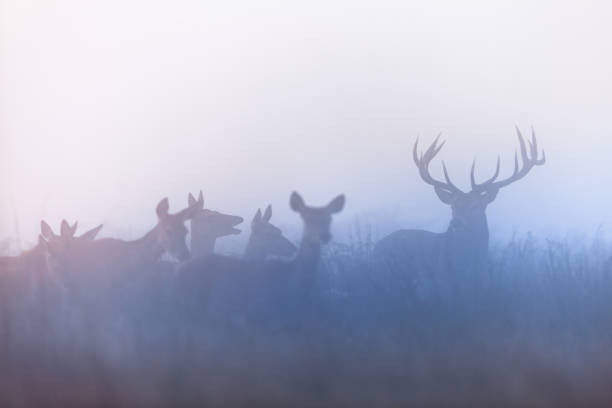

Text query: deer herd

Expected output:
[0,128,545,325]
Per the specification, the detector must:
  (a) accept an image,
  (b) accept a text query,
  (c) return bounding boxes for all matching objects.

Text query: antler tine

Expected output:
[413,137,421,166]
[441,161,462,193]
[412,133,463,194]
[516,126,529,163]
[483,127,546,190]
[428,133,444,156]
[513,150,519,176]
[538,150,546,165]
[471,156,501,190]
[530,127,538,158]
[470,159,477,190]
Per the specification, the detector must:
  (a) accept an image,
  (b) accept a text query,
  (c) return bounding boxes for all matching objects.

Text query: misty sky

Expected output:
[1,0,612,249]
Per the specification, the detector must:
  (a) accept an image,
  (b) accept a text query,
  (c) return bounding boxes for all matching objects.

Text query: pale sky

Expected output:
[1,0,612,250]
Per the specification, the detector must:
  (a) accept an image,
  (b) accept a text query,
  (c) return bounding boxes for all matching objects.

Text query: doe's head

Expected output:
[39,219,103,268]
[290,192,345,244]
[155,197,200,262]
[188,191,244,239]
[250,204,297,258]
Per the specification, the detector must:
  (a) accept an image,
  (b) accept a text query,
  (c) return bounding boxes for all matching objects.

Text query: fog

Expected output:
[2,0,612,248]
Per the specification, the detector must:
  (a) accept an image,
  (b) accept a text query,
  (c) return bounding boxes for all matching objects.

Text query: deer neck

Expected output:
[244,233,263,261]
[130,226,165,265]
[191,230,217,257]
[4,244,46,272]
[292,231,322,273]
[447,212,489,243]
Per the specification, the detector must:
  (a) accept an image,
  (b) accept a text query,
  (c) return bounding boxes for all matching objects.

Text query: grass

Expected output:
[2,232,612,406]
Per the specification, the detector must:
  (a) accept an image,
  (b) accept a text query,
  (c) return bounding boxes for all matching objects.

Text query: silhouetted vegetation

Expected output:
[2,231,612,407]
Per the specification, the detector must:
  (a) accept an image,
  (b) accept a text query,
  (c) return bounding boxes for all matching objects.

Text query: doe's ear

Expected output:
[189,191,205,210]
[326,194,345,214]
[290,192,305,213]
[178,201,201,221]
[156,198,170,219]
[80,224,103,240]
[38,235,47,249]
[41,220,55,240]
[252,208,262,226]
[263,205,272,222]
[434,187,456,205]
[60,220,76,238]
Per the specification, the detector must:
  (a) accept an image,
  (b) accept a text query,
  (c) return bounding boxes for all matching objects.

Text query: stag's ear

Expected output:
[156,198,170,219]
[252,208,262,226]
[326,194,345,214]
[41,220,55,239]
[290,192,305,213]
[434,187,456,205]
[263,205,272,222]
[80,224,103,240]
[198,190,204,208]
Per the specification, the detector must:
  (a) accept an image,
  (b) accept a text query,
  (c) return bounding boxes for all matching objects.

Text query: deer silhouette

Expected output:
[244,205,297,261]
[0,220,102,276]
[0,220,102,344]
[375,127,545,284]
[45,197,200,294]
[176,192,345,323]
[187,191,244,257]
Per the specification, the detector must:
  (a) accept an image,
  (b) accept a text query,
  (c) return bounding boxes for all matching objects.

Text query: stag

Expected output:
[188,191,244,256]
[244,205,297,261]
[374,127,545,283]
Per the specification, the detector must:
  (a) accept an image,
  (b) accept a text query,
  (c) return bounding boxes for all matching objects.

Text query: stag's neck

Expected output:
[444,214,489,273]
[190,232,217,257]
[447,215,489,246]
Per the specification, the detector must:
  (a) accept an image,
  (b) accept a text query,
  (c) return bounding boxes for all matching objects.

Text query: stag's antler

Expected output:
[413,134,463,194]
[470,127,545,192]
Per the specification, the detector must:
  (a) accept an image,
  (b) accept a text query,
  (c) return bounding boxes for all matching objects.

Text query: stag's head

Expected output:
[188,191,244,240]
[414,127,545,229]
[155,197,200,261]
[290,192,345,244]
[250,205,297,258]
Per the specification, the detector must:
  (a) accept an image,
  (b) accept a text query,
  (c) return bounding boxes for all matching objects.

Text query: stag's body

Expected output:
[376,221,489,279]
[375,127,545,282]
